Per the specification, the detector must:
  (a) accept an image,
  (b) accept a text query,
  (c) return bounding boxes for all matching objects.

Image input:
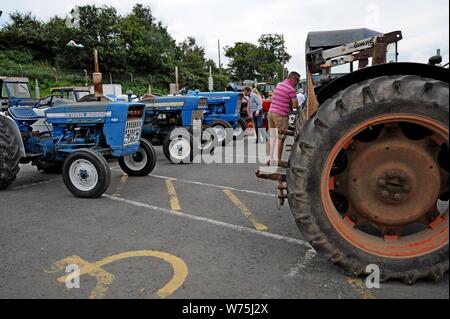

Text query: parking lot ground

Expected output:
[0,142,448,299]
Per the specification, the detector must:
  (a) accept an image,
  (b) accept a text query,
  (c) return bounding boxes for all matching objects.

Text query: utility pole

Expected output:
[175,66,179,91]
[218,39,222,75]
[208,66,214,92]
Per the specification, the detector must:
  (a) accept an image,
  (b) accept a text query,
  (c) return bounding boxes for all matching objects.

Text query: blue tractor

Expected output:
[141,94,212,164]
[187,91,246,144]
[0,101,156,198]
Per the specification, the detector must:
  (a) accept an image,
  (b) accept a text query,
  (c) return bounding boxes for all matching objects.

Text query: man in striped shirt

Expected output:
[268,71,300,164]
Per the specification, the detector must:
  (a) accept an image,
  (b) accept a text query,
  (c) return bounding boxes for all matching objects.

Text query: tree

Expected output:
[118,4,178,83]
[0,12,46,59]
[258,34,291,65]
[0,3,231,93]
[224,34,292,83]
[177,37,207,89]
[224,42,260,81]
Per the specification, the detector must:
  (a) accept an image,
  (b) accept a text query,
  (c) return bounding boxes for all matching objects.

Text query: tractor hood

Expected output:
[188,91,242,104]
[144,95,207,111]
[45,102,144,125]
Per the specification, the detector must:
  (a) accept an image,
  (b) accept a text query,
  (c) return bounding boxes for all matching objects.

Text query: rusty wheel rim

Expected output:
[321,114,449,259]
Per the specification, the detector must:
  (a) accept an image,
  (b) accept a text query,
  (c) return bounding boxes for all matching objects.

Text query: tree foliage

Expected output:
[225,33,291,83]
[0,5,292,92]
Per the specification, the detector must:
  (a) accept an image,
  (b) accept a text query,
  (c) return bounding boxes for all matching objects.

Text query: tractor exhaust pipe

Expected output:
[93,49,103,101]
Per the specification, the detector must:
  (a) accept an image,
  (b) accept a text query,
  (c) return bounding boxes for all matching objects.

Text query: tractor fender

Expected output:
[0,112,26,157]
[317,62,450,105]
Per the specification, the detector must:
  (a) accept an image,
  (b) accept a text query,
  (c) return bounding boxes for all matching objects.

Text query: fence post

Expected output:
[52,68,58,82]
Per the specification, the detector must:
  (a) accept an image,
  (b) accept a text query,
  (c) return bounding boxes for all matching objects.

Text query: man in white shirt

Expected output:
[297,89,306,109]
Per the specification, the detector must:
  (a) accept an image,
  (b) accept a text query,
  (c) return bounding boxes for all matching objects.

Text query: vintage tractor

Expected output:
[188,90,247,143]
[0,100,156,198]
[141,94,211,164]
[257,28,449,284]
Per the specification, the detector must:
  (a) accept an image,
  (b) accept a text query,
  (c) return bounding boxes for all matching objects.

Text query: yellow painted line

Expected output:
[223,189,268,231]
[112,174,128,197]
[48,250,188,299]
[166,179,181,211]
[347,277,376,299]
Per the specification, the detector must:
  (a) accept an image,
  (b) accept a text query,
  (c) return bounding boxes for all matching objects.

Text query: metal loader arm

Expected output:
[307,31,403,73]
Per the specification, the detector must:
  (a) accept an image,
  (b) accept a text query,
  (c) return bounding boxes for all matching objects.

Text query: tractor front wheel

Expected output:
[287,75,449,284]
[118,138,156,176]
[62,149,111,198]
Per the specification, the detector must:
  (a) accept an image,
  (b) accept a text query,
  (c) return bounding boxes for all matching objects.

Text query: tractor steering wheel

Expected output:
[34,94,61,109]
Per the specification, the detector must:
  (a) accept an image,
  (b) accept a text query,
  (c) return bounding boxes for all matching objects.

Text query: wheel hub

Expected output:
[344,129,441,226]
[376,169,412,204]
[69,159,98,192]
[79,169,89,180]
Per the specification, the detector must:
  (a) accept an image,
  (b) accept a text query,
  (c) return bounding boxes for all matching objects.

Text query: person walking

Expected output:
[243,86,263,143]
[268,72,300,164]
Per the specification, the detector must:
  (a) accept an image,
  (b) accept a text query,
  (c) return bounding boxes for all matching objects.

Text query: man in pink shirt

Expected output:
[268,72,300,164]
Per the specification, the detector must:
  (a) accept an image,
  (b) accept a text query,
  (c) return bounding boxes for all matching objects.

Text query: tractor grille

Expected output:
[124,119,142,146]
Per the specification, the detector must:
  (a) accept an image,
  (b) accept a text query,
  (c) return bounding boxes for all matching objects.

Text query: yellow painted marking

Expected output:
[223,189,268,231]
[112,174,129,197]
[347,277,376,299]
[46,250,188,299]
[166,179,181,211]
[45,255,113,299]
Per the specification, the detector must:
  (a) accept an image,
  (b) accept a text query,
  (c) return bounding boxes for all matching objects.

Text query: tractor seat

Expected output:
[8,106,43,122]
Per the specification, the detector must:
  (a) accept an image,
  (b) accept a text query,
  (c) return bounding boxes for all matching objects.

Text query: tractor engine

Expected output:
[45,102,145,158]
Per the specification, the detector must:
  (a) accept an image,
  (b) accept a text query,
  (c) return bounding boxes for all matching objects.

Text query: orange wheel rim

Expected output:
[321,114,449,259]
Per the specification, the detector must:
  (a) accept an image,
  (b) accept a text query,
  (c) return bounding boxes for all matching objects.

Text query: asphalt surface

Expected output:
[0,137,448,299]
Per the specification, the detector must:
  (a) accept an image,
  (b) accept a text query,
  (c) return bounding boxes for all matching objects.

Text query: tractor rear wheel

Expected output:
[287,75,449,284]
[163,129,193,164]
[0,116,21,190]
[62,149,111,198]
[118,138,156,176]
[210,120,233,146]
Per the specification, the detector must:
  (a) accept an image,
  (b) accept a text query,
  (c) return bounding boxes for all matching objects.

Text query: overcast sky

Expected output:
[1,0,449,77]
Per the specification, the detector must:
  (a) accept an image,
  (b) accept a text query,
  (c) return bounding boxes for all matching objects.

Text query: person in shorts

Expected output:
[268,72,300,164]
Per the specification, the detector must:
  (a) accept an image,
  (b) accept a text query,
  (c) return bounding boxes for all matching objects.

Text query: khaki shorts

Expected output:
[268,112,289,140]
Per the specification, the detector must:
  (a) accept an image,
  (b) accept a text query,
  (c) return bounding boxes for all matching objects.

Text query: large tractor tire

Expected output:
[118,138,156,176]
[0,116,21,190]
[287,75,449,284]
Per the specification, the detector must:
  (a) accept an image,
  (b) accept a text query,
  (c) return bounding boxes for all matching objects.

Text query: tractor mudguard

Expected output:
[317,62,449,105]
